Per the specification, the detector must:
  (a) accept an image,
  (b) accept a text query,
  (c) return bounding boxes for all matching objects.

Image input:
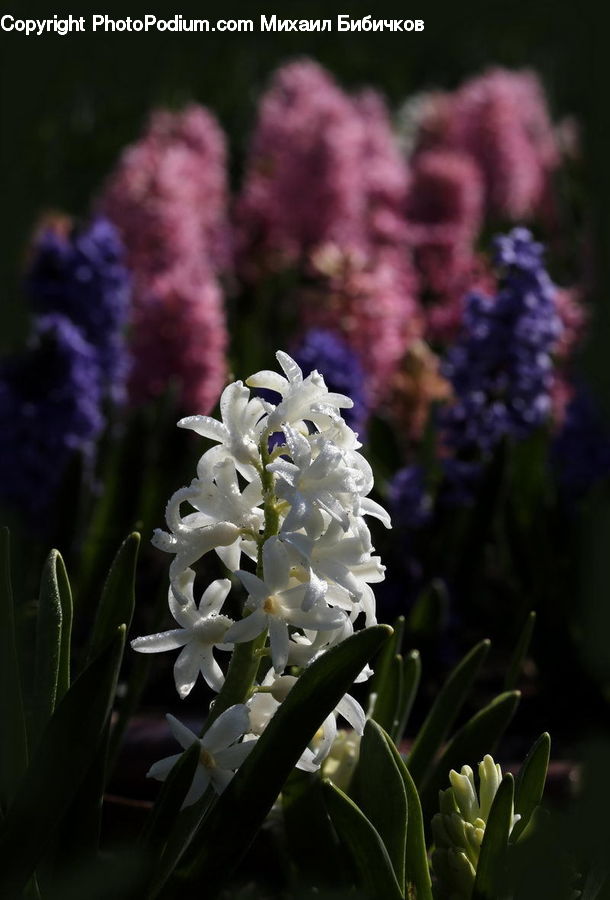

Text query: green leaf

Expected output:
[282,771,348,890]
[0,627,125,897]
[407,578,449,640]
[370,616,404,700]
[55,554,73,703]
[352,720,407,891]
[0,527,28,815]
[420,691,520,824]
[161,625,391,898]
[512,732,550,841]
[371,653,403,738]
[383,729,434,900]
[323,781,403,900]
[504,611,536,691]
[472,774,515,900]
[88,533,139,664]
[395,650,421,743]
[407,639,491,786]
[140,742,201,856]
[32,552,64,747]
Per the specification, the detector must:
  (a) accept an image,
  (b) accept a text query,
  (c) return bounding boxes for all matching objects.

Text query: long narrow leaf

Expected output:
[32,552,64,747]
[0,627,125,897]
[371,653,402,737]
[159,625,390,898]
[88,533,139,664]
[472,774,515,900]
[323,781,403,900]
[383,728,434,900]
[140,742,201,855]
[504,611,536,691]
[55,553,73,702]
[0,527,28,814]
[395,649,421,743]
[352,720,407,891]
[512,732,550,841]
[407,639,491,786]
[420,691,520,824]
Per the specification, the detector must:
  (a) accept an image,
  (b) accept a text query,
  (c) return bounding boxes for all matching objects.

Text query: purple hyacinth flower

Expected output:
[0,315,104,513]
[25,216,131,404]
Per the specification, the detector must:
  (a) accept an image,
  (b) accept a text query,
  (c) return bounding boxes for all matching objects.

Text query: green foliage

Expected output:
[406,639,491,786]
[351,720,408,891]
[0,627,125,897]
[0,527,28,816]
[512,732,551,841]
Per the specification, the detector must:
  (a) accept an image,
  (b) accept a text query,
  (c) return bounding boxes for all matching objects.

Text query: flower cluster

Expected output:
[431,755,520,899]
[131,351,390,803]
[441,228,562,453]
[0,315,104,513]
[291,328,370,439]
[26,215,131,404]
[101,104,230,413]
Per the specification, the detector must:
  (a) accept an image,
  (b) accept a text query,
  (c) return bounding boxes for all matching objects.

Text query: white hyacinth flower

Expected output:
[247,350,353,434]
[138,350,391,794]
[148,705,254,806]
[131,575,233,696]
[178,380,267,479]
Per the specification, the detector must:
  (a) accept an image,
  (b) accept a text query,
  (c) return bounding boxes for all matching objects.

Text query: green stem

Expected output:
[202,434,277,732]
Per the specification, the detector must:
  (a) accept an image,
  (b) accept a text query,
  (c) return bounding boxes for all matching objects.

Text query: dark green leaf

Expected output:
[407,639,491,786]
[0,627,125,897]
[504,611,536,691]
[420,691,520,824]
[55,553,73,703]
[352,720,407,891]
[140,742,201,856]
[282,771,348,890]
[512,732,550,841]
[161,625,390,898]
[395,650,421,743]
[88,533,139,664]
[371,653,402,738]
[323,780,403,900]
[472,774,515,900]
[407,579,449,640]
[0,527,28,815]
[369,616,404,700]
[32,552,64,747]
[383,728,434,900]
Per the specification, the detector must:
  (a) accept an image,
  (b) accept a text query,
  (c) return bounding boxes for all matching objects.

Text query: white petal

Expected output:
[178,415,228,443]
[268,617,290,673]
[147,752,183,782]
[313,714,336,764]
[203,704,250,754]
[182,767,211,807]
[335,694,366,735]
[276,351,303,384]
[166,714,200,750]
[224,609,267,644]
[214,740,256,769]
[359,497,392,529]
[199,578,232,614]
[200,651,224,693]
[235,570,269,604]
[210,767,234,794]
[246,370,288,394]
[131,629,188,654]
[173,645,201,699]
